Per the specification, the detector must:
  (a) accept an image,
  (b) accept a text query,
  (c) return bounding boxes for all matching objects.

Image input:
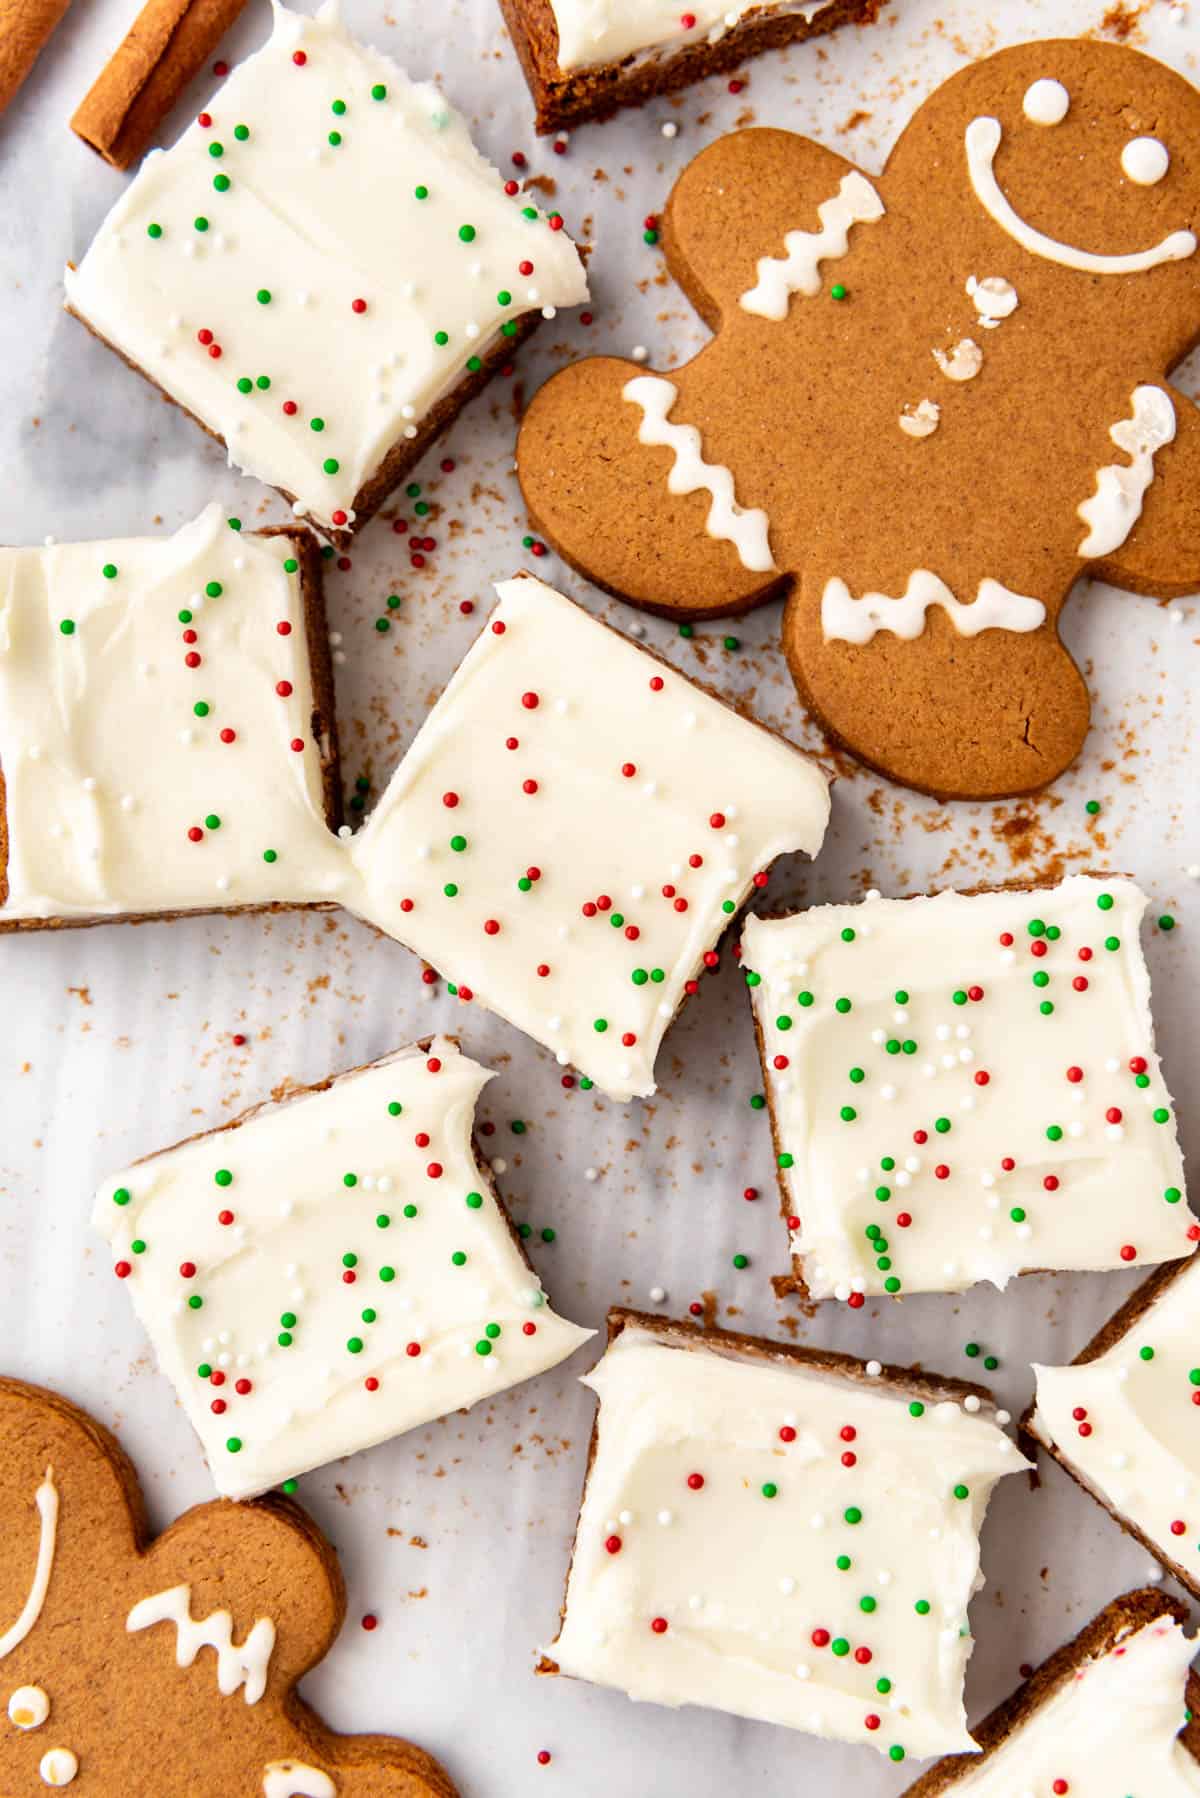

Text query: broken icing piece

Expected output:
[739,171,884,319]
[742,877,1194,1303]
[911,1599,1200,1794]
[94,1037,593,1499]
[821,572,1044,644]
[348,575,829,1100]
[899,399,941,438]
[1030,1250,1200,1595]
[548,1310,1026,1758]
[622,375,775,571]
[965,274,1018,324]
[1077,385,1176,558]
[933,338,983,382]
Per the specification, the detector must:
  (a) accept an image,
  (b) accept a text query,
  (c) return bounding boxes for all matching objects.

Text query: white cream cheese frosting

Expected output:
[93,1037,592,1500]
[1033,1255,1200,1588]
[945,1613,1200,1795]
[548,1,834,73]
[64,3,587,532]
[347,573,830,1102]
[742,878,1192,1301]
[551,1322,1025,1760]
[0,503,348,921]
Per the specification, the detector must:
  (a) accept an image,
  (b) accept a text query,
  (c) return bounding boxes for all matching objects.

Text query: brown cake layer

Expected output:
[500,0,888,134]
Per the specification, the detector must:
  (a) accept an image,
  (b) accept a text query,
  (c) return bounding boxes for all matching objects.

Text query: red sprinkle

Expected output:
[650,1617,668,1634]
[362,1614,378,1631]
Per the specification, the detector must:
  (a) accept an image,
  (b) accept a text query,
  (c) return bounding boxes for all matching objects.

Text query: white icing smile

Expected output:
[965,115,1196,275]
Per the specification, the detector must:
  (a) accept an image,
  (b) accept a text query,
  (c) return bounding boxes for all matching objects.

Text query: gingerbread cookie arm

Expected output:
[517,353,785,618]
[1087,384,1200,601]
[661,126,880,329]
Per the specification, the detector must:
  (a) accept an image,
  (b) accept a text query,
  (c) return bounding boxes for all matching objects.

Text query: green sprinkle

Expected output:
[376,1214,391,1230]
[188,1294,202,1310]
[1140,1345,1155,1361]
[466,355,482,372]
[835,997,851,1014]
[256,288,271,305]
[434,330,449,347]
[213,174,231,192]
[1010,1206,1026,1222]
[347,1337,363,1354]
[361,1308,376,1324]
[1160,914,1176,932]
[226,1437,242,1454]
[778,1152,794,1169]
[889,1747,905,1764]
[59,618,75,636]
[458,224,476,242]
[331,98,347,115]
[194,216,209,232]
[953,1483,970,1501]
[797,991,814,1008]
[894,989,909,1004]
[840,1106,857,1122]
[372,83,387,99]
[475,1339,492,1356]
[844,1507,862,1525]
[1046,1124,1063,1142]
[415,185,428,199]
[1105,936,1121,952]
[723,636,739,651]
[102,563,118,580]
[909,1401,925,1417]
[849,1067,865,1085]
[283,557,298,573]
[831,1637,849,1656]
[451,1251,467,1267]
[237,377,253,394]
[450,834,467,852]
[732,1253,748,1269]
[678,623,694,640]
[379,1265,395,1282]
[1028,918,1046,937]
[593,1018,608,1034]
[860,1596,876,1613]
[1085,799,1101,815]
[147,222,163,238]
[750,1094,765,1111]
[761,1482,778,1499]
[830,283,847,300]
[262,849,278,864]
[403,1204,417,1219]
[209,141,224,159]
[1154,1107,1170,1124]
[1166,1186,1182,1204]
[214,1169,232,1187]
[282,1479,297,1494]
[841,927,856,943]
[328,130,342,146]
[1097,892,1114,911]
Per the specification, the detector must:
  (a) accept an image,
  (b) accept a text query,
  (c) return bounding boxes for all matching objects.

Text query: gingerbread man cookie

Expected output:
[0,1378,456,1796]
[517,40,1200,798]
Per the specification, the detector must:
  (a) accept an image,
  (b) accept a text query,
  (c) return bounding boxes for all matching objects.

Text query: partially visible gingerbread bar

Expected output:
[499,0,886,134]
[347,571,830,1101]
[741,878,1193,1304]
[1028,1252,1200,1599]
[544,1308,1026,1763]
[901,1589,1200,1795]
[64,3,588,541]
[0,503,348,930]
[94,1036,593,1501]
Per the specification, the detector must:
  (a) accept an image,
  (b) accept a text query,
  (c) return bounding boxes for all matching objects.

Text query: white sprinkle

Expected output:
[661,121,678,138]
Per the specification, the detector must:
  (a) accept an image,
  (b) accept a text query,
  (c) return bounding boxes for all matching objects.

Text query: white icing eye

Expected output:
[1122,136,1170,185]
[1023,78,1070,125]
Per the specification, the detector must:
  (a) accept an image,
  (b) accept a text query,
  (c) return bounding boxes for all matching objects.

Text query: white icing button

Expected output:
[1023,78,1069,125]
[8,1685,50,1729]
[39,1749,78,1787]
[1122,136,1170,185]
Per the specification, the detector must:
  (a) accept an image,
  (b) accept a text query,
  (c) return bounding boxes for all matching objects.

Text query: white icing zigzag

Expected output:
[821,571,1046,645]
[126,1584,276,1704]
[739,172,884,319]
[965,117,1196,275]
[0,1470,58,1660]
[1077,385,1177,559]
[622,374,776,572]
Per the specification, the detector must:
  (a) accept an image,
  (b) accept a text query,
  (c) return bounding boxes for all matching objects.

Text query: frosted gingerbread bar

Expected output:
[499,0,885,134]
[742,877,1192,1303]
[0,503,347,930]
[1027,1251,1200,1600]
[346,572,830,1101]
[900,1589,1200,1796]
[64,2,588,541]
[543,1309,1025,1763]
[94,1036,592,1500]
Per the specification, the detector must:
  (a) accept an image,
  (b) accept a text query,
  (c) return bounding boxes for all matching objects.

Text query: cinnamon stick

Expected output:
[0,0,72,115]
[71,0,249,170]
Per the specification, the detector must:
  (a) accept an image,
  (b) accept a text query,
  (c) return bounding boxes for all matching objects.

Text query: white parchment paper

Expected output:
[1,0,1198,1791]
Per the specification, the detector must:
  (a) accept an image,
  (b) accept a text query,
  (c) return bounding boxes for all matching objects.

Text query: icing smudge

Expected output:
[933,338,983,382]
[966,275,1018,326]
[899,399,941,438]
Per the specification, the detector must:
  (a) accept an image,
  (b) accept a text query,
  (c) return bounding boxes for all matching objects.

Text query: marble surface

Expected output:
[1,0,1198,1791]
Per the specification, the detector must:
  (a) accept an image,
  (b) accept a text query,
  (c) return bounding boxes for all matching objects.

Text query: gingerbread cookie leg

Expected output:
[1088,382,1200,600]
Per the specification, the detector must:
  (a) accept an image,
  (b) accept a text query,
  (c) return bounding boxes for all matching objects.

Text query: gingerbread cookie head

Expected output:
[0,1378,456,1796]
[517,40,1200,799]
